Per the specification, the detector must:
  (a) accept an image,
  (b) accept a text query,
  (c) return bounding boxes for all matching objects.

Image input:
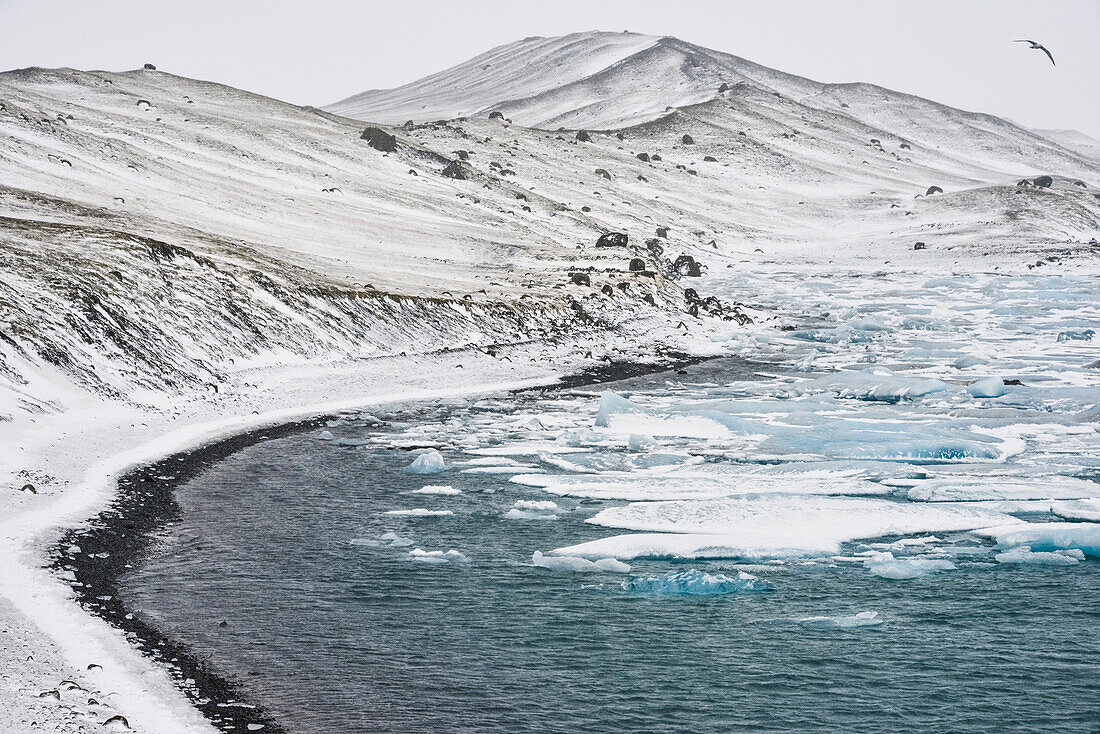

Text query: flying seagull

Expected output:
[1015,39,1055,66]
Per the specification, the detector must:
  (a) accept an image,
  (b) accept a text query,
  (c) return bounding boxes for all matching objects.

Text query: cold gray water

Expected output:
[122,267,1100,733]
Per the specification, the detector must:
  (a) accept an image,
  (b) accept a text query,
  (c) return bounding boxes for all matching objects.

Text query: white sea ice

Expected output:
[798,611,883,629]
[865,552,955,579]
[513,500,559,512]
[318,430,335,440]
[967,377,1007,399]
[994,546,1082,566]
[907,476,1100,502]
[411,485,461,495]
[1050,499,1100,522]
[505,499,560,521]
[975,522,1100,557]
[382,508,453,517]
[531,550,630,573]
[403,449,446,474]
[409,548,467,564]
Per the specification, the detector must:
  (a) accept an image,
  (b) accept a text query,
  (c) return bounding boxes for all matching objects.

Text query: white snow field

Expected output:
[1,29,1098,733]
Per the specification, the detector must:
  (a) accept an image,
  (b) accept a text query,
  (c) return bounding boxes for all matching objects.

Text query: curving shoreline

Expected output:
[41,352,715,733]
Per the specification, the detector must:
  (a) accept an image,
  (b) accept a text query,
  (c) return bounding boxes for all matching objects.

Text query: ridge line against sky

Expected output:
[0,0,1097,138]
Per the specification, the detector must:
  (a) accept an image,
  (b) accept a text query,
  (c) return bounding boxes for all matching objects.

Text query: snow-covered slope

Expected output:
[1033,128,1100,161]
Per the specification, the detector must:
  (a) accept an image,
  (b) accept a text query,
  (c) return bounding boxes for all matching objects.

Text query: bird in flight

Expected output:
[1015,39,1055,66]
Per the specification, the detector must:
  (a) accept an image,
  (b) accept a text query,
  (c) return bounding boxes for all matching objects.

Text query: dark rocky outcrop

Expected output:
[913,242,926,250]
[628,258,646,272]
[441,160,471,180]
[718,83,730,93]
[681,134,694,145]
[594,168,612,180]
[925,185,943,196]
[1033,175,1053,188]
[651,154,662,162]
[1017,179,1032,187]
[703,155,717,162]
[636,152,650,162]
[360,127,397,152]
[616,132,624,141]
[900,142,911,149]
[488,111,504,120]
[595,232,628,248]
[569,272,591,286]
[656,227,668,238]
[645,238,664,257]
[601,284,614,296]
[455,150,469,160]
[143,63,156,70]
[575,130,592,142]
[673,255,703,277]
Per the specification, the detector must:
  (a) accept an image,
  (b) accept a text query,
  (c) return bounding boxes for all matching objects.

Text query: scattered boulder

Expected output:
[581,205,591,212]
[616,132,624,141]
[143,63,156,70]
[681,134,694,145]
[569,272,591,286]
[455,150,469,160]
[1033,175,1053,188]
[900,142,911,150]
[925,185,943,196]
[441,160,470,180]
[703,155,718,162]
[403,120,415,129]
[360,127,397,152]
[913,242,926,250]
[1017,179,1032,187]
[651,154,662,161]
[575,130,592,142]
[718,83,730,93]
[595,232,628,248]
[645,238,664,257]
[488,110,504,120]
[673,255,703,277]
[628,258,646,272]
[601,284,614,296]
[644,294,657,306]
[636,152,650,162]
[1074,180,1087,188]
[20,483,36,494]
[594,168,612,180]
[656,226,668,238]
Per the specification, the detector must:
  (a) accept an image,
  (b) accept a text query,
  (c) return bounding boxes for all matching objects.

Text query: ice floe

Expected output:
[383,508,454,517]
[798,611,883,629]
[993,546,1083,566]
[531,551,629,573]
[621,569,768,595]
[1050,499,1100,522]
[864,552,956,579]
[975,522,1100,557]
[409,548,467,564]
[411,485,461,495]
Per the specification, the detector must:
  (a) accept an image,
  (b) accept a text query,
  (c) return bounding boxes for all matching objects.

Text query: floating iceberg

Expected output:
[1056,329,1094,342]
[594,391,645,427]
[409,548,467,564]
[531,551,629,573]
[967,377,1007,399]
[993,546,1082,566]
[411,485,461,495]
[379,531,414,548]
[798,611,883,629]
[621,568,768,596]
[318,430,335,440]
[864,552,955,579]
[403,450,446,474]
[505,499,560,521]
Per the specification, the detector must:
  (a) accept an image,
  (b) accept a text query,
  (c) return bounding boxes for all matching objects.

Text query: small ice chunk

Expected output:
[505,500,560,521]
[967,377,1007,399]
[383,509,453,517]
[799,611,883,629]
[531,550,630,573]
[994,546,1081,566]
[1057,329,1094,342]
[409,548,467,564]
[594,391,644,427]
[318,430,335,440]
[865,552,955,579]
[514,500,559,512]
[628,434,657,451]
[411,485,461,495]
[1051,499,1100,522]
[379,532,414,547]
[403,450,446,474]
[622,568,768,595]
[954,355,988,369]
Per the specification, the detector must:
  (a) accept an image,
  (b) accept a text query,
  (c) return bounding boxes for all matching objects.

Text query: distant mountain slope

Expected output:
[328,31,1094,179]
[1033,129,1100,161]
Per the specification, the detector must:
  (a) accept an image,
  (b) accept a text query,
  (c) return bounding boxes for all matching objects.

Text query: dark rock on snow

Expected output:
[360,127,397,152]
[636,152,650,162]
[681,134,694,144]
[595,232,628,248]
[569,272,591,286]
[488,110,504,120]
[594,168,612,180]
[628,258,647,272]
[143,63,156,70]
[913,242,926,250]
[575,130,592,142]
[441,160,470,180]
[925,185,943,196]
[1033,175,1053,188]
[673,255,703,277]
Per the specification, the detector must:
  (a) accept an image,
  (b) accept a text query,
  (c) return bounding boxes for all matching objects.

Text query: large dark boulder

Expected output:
[595,232,628,248]
[925,185,943,196]
[628,258,646,272]
[656,227,668,238]
[441,160,470,180]
[1033,175,1053,188]
[360,127,397,152]
[569,272,591,286]
[575,130,592,142]
[718,83,730,93]
[703,155,718,162]
[488,110,504,120]
[673,255,703,277]
[636,152,650,162]
[594,168,612,180]
[681,134,694,145]
[1016,179,1032,187]
[143,63,156,70]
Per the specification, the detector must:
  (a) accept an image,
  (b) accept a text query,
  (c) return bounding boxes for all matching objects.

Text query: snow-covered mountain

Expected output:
[2,32,1099,430]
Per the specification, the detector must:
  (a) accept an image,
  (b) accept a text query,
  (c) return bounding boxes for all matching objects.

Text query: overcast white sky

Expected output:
[1,0,1097,137]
